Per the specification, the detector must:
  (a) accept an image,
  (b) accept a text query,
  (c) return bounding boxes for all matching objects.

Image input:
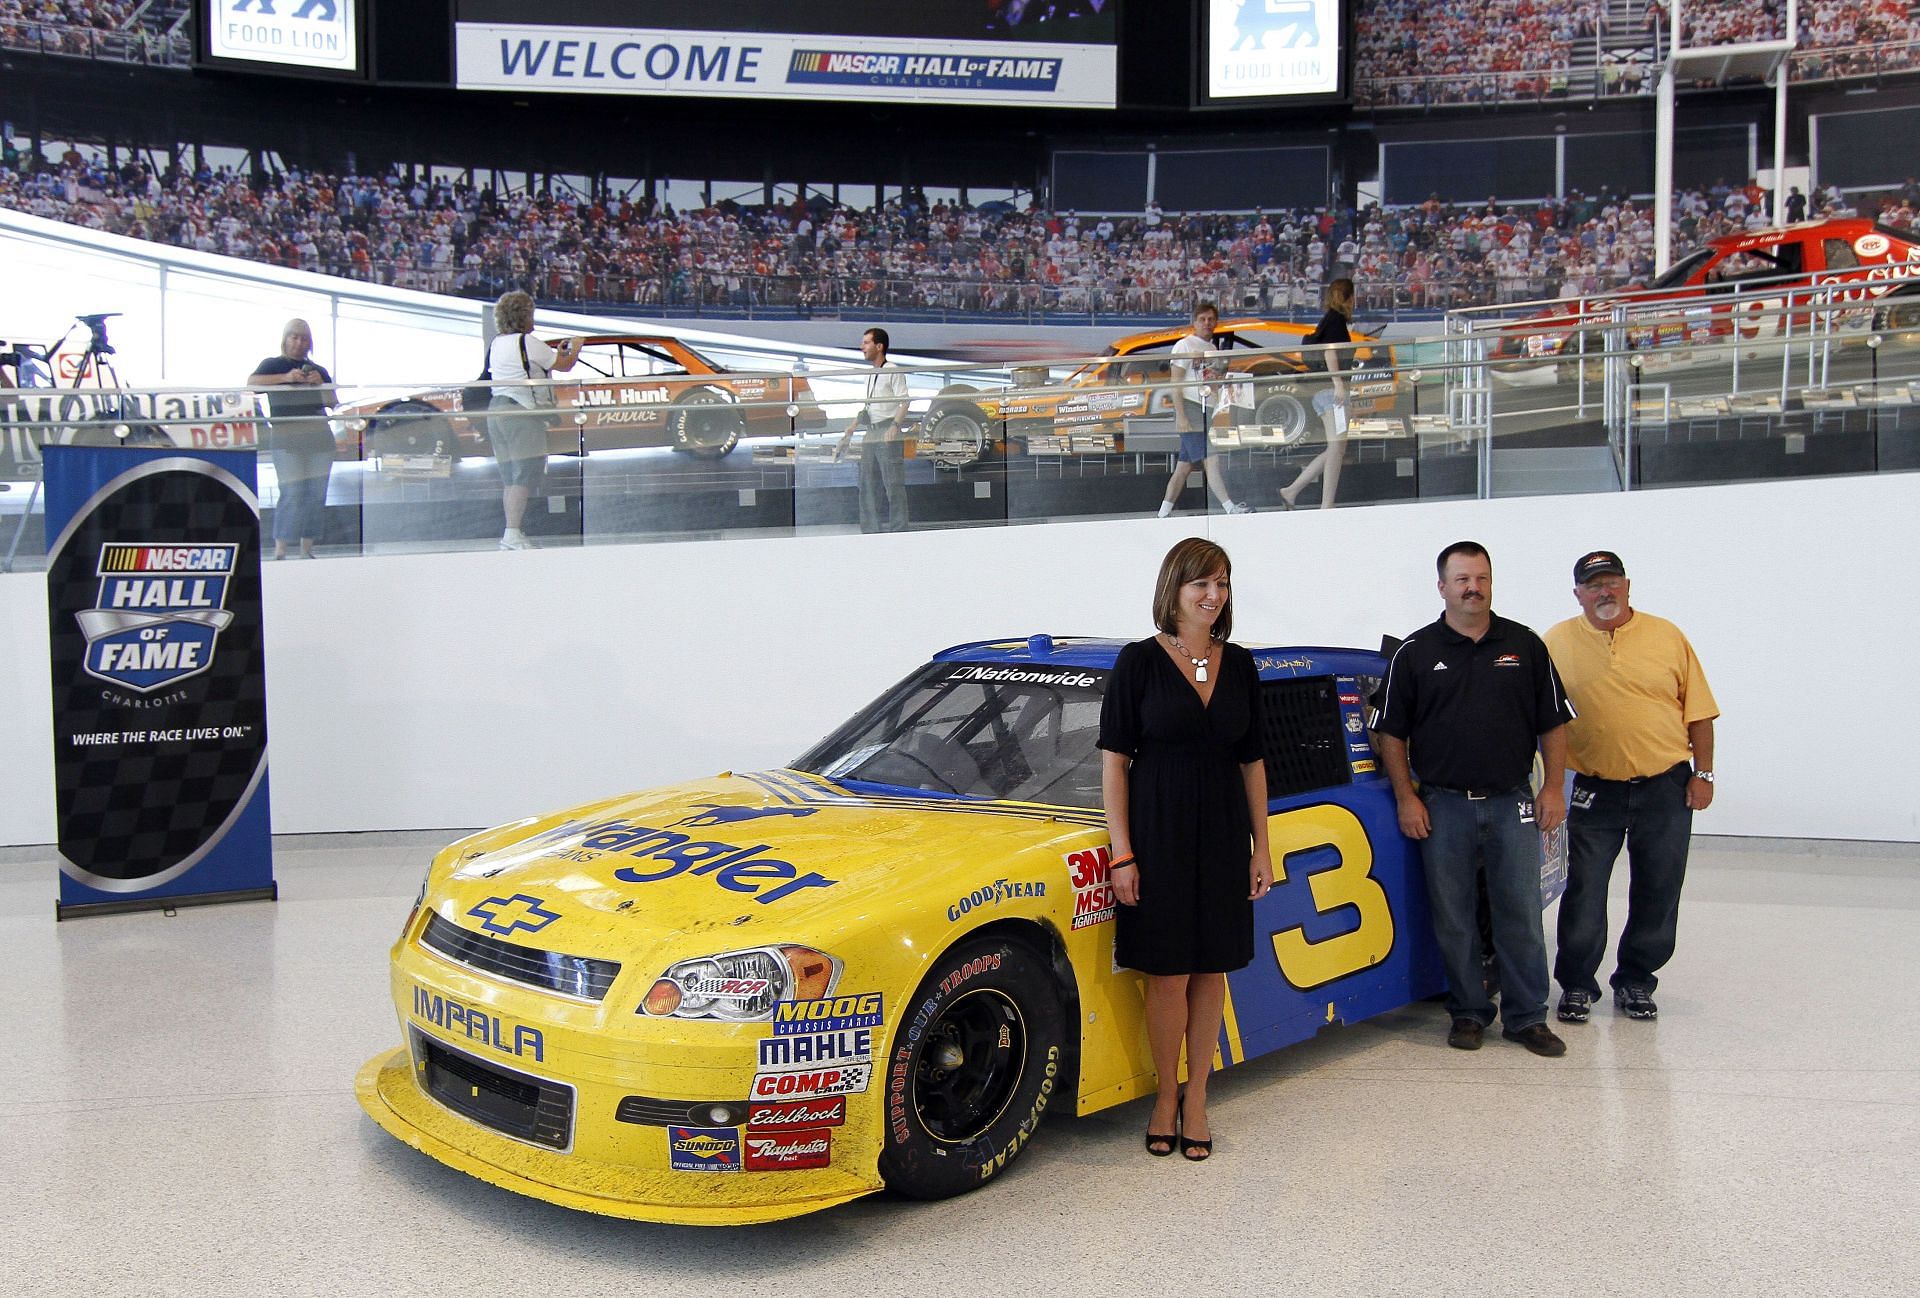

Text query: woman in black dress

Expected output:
[1099,538,1272,1161]
[1279,276,1356,510]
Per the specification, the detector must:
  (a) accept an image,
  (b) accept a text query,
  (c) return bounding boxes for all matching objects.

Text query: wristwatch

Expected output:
[1692,770,1714,783]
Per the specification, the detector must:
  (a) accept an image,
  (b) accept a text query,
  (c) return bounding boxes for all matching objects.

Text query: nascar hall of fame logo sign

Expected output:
[208,0,359,74]
[44,451,273,906]
[77,543,237,693]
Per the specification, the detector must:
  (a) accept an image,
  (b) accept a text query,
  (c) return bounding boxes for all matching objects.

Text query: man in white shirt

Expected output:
[1158,302,1250,518]
[835,327,912,532]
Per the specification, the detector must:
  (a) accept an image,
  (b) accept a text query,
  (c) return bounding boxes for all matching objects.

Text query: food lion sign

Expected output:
[205,0,360,75]
[44,448,276,918]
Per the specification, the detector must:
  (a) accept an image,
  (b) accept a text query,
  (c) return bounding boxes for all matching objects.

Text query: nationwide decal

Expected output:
[667,1125,741,1172]
[746,1097,846,1129]
[466,893,560,937]
[748,1063,872,1101]
[77,543,237,693]
[772,993,883,1036]
[943,664,1101,688]
[757,1028,874,1069]
[576,818,837,904]
[947,878,1047,921]
[744,1127,833,1171]
[1067,844,1116,929]
[412,986,544,1061]
[789,50,1062,93]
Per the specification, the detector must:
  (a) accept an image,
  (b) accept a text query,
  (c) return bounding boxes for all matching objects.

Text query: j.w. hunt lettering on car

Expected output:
[359,635,1532,1224]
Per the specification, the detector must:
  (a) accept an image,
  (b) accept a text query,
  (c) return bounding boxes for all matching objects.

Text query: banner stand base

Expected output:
[56,883,280,922]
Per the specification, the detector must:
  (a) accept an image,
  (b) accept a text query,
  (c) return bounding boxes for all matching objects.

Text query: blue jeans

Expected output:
[270,447,333,544]
[1420,788,1549,1030]
[1554,763,1694,997]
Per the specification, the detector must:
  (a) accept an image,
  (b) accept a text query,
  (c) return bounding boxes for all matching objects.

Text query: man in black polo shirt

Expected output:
[1376,540,1575,1057]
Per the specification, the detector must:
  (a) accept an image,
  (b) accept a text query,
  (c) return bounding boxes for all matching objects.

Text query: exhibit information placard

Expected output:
[44,447,275,919]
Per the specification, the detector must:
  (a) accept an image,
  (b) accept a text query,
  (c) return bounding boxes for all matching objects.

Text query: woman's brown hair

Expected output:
[1324,277,1355,316]
[1152,537,1234,642]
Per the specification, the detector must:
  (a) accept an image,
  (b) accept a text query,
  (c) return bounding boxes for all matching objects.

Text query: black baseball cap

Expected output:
[1574,550,1626,583]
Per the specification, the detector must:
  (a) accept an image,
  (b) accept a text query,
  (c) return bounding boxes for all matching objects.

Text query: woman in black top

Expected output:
[1098,538,1273,1161]
[1279,277,1356,510]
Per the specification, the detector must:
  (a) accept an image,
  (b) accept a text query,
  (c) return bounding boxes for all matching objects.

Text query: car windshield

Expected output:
[1646,248,1720,291]
[791,661,1109,808]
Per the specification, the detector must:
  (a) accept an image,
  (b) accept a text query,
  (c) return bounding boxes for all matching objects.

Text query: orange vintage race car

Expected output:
[916,317,1400,468]
[335,333,827,467]
[1488,219,1920,374]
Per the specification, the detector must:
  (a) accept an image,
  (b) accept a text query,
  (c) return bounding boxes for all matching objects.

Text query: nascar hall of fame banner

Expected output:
[43,447,275,919]
[454,0,1118,107]
[1203,0,1344,102]
[202,0,362,75]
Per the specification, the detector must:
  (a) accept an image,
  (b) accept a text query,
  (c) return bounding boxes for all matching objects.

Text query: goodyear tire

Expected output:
[922,406,988,470]
[1252,382,1310,445]
[669,387,743,458]
[1874,292,1920,334]
[879,936,1066,1200]
[368,399,461,460]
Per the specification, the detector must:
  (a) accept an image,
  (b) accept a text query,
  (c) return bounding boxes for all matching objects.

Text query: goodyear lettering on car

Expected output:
[947,878,1047,921]
[411,986,544,1062]
[771,992,882,1036]
[578,819,837,904]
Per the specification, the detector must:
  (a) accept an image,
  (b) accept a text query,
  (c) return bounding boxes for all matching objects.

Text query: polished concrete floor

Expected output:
[0,834,1913,1297]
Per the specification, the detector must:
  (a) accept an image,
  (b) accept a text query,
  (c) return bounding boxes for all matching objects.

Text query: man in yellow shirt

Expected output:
[1543,551,1719,1023]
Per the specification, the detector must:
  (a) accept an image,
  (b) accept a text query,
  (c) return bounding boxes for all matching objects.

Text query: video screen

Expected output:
[453,0,1119,108]
[1199,0,1348,105]
[197,0,364,77]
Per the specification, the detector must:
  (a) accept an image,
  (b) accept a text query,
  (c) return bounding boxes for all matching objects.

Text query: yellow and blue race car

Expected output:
[357,636,1481,1224]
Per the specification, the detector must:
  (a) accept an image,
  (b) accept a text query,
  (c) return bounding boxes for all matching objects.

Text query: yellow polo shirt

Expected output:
[1543,610,1719,781]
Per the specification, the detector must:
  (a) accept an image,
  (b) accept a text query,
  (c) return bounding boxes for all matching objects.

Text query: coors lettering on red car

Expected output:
[743,1128,833,1171]
[747,1097,847,1128]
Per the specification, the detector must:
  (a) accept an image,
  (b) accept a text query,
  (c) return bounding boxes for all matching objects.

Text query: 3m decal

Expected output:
[667,1125,741,1172]
[1067,845,1116,929]
[1266,804,1395,991]
[772,993,883,1036]
[466,893,560,937]
[746,1097,846,1129]
[743,1127,833,1171]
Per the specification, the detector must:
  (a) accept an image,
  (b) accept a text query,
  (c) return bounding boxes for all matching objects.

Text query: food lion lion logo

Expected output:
[76,543,237,693]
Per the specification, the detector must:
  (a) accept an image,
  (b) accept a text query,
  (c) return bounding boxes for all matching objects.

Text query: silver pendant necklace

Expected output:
[1170,633,1213,683]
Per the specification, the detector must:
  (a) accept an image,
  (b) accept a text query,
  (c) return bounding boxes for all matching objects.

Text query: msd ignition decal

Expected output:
[743,1128,833,1171]
[1067,844,1116,929]
[577,819,837,905]
[77,544,236,692]
[667,1125,741,1172]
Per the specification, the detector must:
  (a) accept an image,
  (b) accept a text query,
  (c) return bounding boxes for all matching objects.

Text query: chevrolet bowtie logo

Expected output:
[468,893,561,937]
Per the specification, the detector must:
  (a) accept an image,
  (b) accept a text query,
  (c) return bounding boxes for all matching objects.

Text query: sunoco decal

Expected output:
[667,1125,741,1172]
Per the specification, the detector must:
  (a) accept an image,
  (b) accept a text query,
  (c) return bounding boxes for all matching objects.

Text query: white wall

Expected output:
[3,470,1916,847]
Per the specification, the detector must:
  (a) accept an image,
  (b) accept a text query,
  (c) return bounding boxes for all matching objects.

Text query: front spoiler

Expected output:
[355,1047,881,1226]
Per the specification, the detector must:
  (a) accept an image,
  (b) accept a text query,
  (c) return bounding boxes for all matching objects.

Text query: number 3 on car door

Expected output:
[1266,804,1395,990]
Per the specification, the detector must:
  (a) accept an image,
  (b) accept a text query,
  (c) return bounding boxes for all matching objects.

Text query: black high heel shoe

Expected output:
[1144,1087,1181,1157]
[1178,1089,1212,1161]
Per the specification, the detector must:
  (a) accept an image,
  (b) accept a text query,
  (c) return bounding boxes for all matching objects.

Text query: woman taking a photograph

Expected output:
[1279,276,1356,511]
[487,290,581,550]
[1099,537,1273,1161]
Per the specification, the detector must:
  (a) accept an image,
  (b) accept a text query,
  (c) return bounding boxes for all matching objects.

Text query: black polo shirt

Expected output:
[1375,612,1574,792]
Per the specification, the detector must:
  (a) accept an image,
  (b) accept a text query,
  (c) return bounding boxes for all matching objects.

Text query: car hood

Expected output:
[429,770,1102,953]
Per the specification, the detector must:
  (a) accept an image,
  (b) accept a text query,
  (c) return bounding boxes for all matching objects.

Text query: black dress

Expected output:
[1097,637,1264,975]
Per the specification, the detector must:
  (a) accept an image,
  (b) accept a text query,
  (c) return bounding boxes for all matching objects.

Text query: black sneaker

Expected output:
[1447,1017,1485,1050]
[1556,989,1594,1023]
[1614,986,1659,1020]
[1501,1023,1568,1057]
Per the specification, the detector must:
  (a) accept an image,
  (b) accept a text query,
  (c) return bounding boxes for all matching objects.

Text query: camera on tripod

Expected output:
[76,312,122,357]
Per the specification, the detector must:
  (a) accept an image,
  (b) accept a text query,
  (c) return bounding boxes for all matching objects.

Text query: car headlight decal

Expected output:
[640,944,841,1021]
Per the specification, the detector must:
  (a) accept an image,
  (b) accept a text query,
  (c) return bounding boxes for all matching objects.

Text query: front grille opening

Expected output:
[1260,676,1352,798]
[420,912,620,1001]
[413,1029,573,1150]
